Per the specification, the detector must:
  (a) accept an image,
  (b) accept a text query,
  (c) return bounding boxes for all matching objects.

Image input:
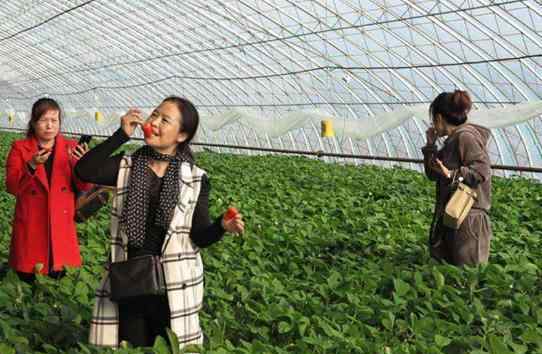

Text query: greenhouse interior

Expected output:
[0,1,541,353]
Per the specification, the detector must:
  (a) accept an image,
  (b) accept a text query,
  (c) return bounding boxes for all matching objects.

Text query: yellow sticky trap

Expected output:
[321,119,335,137]
[8,113,14,123]
[95,111,103,123]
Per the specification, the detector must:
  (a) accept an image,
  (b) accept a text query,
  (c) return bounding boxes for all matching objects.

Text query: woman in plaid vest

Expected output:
[75,96,244,349]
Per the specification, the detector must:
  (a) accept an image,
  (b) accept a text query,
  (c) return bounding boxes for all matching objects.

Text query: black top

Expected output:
[74,128,225,255]
[44,146,54,183]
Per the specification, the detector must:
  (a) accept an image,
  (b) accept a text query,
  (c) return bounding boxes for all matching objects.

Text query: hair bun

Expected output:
[451,90,472,116]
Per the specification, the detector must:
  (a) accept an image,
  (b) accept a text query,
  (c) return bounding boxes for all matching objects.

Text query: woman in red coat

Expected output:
[5,98,92,281]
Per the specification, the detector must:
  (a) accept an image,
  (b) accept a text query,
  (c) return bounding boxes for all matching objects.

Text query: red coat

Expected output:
[5,134,93,274]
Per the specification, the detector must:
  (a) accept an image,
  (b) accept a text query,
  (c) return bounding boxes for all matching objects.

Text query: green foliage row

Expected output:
[0,132,541,354]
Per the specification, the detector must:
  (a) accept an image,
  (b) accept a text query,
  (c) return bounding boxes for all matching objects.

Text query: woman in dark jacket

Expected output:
[5,98,91,281]
[76,96,244,349]
[422,90,492,266]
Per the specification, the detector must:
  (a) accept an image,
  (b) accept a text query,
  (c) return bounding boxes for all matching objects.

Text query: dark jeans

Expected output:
[118,295,171,347]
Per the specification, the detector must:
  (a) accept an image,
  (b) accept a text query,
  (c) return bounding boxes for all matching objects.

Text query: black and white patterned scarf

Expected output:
[120,145,194,248]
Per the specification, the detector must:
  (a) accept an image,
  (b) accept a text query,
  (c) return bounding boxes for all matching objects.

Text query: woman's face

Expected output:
[144,101,188,153]
[33,109,60,142]
[432,114,447,137]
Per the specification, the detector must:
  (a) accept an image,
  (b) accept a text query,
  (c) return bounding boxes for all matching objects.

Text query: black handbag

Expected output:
[109,255,166,302]
[75,185,114,223]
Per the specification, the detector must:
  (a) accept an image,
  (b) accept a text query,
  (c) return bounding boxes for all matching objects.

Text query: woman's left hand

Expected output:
[69,143,89,161]
[221,212,245,235]
[435,158,451,179]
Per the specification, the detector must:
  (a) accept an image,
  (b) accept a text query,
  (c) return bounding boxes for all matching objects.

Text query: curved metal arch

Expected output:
[291,0,497,166]
[477,0,542,54]
[251,0,417,159]
[363,1,505,107]
[440,0,542,92]
[19,2,240,115]
[96,0,352,144]
[299,0,443,101]
[370,0,536,169]
[206,0,380,158]
[174,1,316,105]
[0,6,152,106]
[2,2,168,105]
[172,0,350,151]
[175,36,346,154]
[207,0,378,114]
[405,0,537,168]
[4,3,122,84]
[0,2,296,124]
[342,0,513,169]
[0,41,83,95]
[74,1,228,107]
[298,0,510,166]
[279,0,428,161]
[403,0,533,101]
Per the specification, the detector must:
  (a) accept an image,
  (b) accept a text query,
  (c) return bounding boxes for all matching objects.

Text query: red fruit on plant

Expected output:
[224,207,238,221]
[142,123,153,138]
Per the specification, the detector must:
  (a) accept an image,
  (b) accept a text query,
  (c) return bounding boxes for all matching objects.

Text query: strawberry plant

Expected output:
[0,131,541,353]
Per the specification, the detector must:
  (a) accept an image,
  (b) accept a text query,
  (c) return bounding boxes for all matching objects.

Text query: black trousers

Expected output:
[118,295,171,347]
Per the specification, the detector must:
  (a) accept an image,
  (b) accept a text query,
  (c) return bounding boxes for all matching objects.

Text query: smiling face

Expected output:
[33,109,60,143]
[144,101,188,154]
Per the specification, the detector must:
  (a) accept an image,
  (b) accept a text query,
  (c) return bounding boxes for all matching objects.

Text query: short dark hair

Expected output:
[26,98,62,138]
[429,90,472,126]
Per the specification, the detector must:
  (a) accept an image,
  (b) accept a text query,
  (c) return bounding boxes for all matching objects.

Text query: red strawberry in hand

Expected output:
[142,123,153,138]
[224,207,239,222]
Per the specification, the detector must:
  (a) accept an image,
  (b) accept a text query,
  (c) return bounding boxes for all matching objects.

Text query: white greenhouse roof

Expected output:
[0,0,541,177]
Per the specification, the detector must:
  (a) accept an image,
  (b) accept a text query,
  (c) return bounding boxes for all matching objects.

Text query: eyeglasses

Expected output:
[147,111,181,128]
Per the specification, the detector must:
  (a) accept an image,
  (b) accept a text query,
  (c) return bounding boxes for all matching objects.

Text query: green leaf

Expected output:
[521,328,542,346]
[414,271,425,289]
[509,343,527,354]
[166,327,180,354]
[488,334,512,354]
[433,269,445,289]
[183,344,203,353]
[298,317,310,337]
[327,271,342,288]
[278,321,292,333]
[153,335,171,354]
[0,344,15,354]
[435,334,452,347]
[393,278,411,297]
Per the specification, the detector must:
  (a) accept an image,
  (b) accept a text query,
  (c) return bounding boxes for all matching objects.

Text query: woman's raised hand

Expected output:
[426,127,437,145]
[69,143,89,161]
[121,108,145,137]
[30,148,52,169]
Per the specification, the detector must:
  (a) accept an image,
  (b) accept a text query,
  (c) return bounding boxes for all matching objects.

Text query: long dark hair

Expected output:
[162,96,199,156]
[26,98,62,138]
[429,90,472,126]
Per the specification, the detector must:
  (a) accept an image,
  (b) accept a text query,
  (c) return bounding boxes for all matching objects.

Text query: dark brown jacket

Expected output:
[422,123,492,214]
